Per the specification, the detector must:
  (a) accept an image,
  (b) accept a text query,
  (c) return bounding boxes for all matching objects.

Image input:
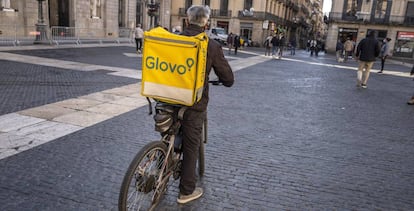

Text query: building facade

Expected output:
[0,0,325,48]
[326,0,414,59]
[0,0,137,42]
[167,0,325,48]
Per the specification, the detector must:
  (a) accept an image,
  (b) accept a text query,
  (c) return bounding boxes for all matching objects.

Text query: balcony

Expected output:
[328,12,414,26]
[211,9,232,18]
[237,11,286,25]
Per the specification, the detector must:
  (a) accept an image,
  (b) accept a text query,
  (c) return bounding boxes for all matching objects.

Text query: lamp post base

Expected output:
[33,23,48,44]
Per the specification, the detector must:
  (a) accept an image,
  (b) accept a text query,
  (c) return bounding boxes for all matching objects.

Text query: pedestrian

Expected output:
[134,24,144,54]
[279,34,286,58]
[306,39,311,52]
[227,32,234,54]
[336,39,344,62]
[344,37,354,62]
[355,31,381,89]
[309,39,317,56]
[178,5,234,204]
[264,35,272,56]
[233,34,241,55]
[378,37,392,73]
[271,34,280,58]
[289,37,296,55]
[408,65,414,105]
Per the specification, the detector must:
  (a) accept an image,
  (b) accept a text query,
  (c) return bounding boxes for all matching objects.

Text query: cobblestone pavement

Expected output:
[0,44,414,210]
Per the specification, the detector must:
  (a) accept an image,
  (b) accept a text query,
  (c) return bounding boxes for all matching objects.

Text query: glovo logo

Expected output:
[145,56,195,75]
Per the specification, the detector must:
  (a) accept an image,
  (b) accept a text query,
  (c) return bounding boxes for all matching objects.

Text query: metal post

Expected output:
[34,0,48,44]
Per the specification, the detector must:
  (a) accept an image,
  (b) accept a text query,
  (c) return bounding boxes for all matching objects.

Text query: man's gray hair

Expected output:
[186,5,210,27]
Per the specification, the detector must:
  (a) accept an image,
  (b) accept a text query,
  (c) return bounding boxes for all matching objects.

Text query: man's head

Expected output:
[367,30,377,38]
[186,5,210,27]
[137,24,141,28]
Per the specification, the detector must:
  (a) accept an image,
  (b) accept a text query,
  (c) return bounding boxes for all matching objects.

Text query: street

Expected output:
[1,44,414,210]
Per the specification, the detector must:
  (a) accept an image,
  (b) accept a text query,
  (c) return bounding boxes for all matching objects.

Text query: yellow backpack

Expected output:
[141,27,208,106]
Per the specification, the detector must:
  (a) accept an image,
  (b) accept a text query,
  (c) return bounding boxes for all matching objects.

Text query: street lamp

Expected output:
[146,0,159,29]
[34,0,47,44]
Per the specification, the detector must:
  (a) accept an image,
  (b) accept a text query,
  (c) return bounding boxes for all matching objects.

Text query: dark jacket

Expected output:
[233,35,241,48]
[355,37,380,62]
[271,36,280,47]
[336,41,344,51]
[182,24,234,111]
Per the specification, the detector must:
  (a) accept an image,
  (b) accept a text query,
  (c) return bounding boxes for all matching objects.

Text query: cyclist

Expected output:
[177,5,234,204]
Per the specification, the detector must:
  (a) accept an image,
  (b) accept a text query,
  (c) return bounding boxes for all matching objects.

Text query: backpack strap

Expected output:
[177,106,188,120]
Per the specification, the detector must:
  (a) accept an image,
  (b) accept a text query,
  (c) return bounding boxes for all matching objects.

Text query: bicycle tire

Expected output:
[198,118,207,177]
[118,141,168,211]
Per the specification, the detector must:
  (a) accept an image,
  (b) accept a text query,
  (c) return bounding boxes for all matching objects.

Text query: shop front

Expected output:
[338,28,358,43]
[393,31,414,58]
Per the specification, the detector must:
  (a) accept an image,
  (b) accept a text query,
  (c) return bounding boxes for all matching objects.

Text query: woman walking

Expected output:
[378,38,392,73]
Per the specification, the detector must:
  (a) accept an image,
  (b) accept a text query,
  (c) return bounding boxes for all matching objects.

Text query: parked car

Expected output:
[205,27,228,45]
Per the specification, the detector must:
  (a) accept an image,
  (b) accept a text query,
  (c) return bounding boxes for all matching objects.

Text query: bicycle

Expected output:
[118,82,220,210]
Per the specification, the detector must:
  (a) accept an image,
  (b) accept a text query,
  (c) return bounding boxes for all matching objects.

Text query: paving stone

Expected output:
[0,113,45,132]
[52,110,112,127]
[52,98,103,110]
[18,104,77,120]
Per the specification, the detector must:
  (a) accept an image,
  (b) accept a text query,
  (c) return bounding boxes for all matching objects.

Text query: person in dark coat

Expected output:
[271,34,280,57]
[226,32,234,54]
[233,34,241,55]
[408,65,414,105]
[177,5,234,204]
[290,37,297,55]
[355,30,381,88]
[336,39,344,62]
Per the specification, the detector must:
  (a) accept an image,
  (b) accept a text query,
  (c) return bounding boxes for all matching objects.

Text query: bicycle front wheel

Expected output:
[119,141,168,211]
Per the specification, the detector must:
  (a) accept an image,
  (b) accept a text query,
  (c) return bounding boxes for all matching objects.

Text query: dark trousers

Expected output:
[135,38,142,51]
[234,46,239,55]
[179,109,205,195]
[381,55,388,71]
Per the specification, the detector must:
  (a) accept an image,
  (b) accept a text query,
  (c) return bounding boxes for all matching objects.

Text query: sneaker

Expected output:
[407,99,414,105]
[177,187,203,204]
[361,84,367,88]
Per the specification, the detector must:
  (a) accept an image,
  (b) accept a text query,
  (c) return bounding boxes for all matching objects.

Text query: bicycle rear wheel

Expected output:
[119,141,168,211]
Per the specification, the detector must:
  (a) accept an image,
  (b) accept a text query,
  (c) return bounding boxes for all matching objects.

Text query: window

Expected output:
[185,0,193,10]
[244,0,253,10]
[203,0,210,6]
[220,0,228,12]
[374,0,387,19]
[405,2,414,24]
[344,0,358,17]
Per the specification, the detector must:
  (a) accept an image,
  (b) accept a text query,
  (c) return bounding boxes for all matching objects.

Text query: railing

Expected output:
[211,9,232,18]
[50,26,133,45]
[238,11,286,25]
[0,24,133,46]
[328,12,414,26]
[0,24,39,46]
